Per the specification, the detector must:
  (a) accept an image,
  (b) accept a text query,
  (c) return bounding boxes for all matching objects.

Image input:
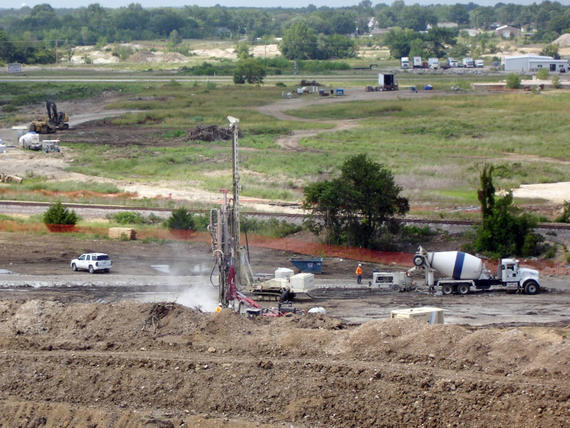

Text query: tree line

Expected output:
[0,2,568,64]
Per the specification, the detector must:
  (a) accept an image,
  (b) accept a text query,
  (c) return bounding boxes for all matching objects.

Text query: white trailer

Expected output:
[462,57,474,68]
[413,246,540,295]
[413,57,423,68]
[428,58,439,69]
[377,73,398,91]
[447,57,458,68]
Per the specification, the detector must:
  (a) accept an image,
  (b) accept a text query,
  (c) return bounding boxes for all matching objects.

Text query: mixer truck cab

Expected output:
[499,258,540,292]
[413,247,541,295]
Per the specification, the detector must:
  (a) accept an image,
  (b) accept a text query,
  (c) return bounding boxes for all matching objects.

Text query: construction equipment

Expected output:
[412,246,541,295]
[29,101,69,134]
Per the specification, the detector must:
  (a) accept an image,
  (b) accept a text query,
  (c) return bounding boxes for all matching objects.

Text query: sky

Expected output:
[7,0,569,9]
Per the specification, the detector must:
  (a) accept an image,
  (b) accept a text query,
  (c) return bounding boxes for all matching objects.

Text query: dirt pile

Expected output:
[188,124,234,142]
[0,299,568,427]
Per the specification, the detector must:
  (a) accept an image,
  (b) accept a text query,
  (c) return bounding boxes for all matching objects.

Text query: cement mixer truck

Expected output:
[412,246,540,295]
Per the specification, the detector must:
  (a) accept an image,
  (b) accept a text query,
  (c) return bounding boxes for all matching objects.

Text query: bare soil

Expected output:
[0,230,568,427]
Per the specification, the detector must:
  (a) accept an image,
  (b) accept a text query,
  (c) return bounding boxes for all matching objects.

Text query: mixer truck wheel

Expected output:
[413,255,424,267]
[524,280,539,295]
[442,284,454,295]
[457,284,470,295]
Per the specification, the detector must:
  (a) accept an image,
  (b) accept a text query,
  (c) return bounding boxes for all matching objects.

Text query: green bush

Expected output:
[242,217,301,238]
[506,73,521,89]
[536,68,549,80]
[552,75,561,89]
[43,202,79,225]
[110,211,148,225]
[165,208,195,230]
[555,201,570,223]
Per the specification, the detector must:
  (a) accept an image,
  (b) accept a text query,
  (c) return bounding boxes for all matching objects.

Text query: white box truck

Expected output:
[475,59,484,68]
[462,57,474,68]
[428,58,439,69]
[401,57,410,69]
[413,57,423,68]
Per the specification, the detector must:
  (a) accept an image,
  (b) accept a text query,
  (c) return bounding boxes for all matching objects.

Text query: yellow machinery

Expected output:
[29,101,69,134]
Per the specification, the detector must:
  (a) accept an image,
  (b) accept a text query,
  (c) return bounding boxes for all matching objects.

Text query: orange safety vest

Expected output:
[355,266,362,275]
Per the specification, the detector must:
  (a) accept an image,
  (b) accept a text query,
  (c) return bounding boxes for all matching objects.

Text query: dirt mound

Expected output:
[554,33,570,47]
[0,299,568,427]
[128,50,189,64]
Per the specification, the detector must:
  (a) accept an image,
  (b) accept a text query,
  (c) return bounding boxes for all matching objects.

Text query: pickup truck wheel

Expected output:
[391,284,400,292]
[442,284,454,295]
[524,280,539,295]
[457,284,470,295]
[71,263,77,272]
[88,265,94,274]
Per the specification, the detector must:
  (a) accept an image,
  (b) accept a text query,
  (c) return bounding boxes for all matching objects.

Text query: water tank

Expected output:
[275,267,294,281]
[427,251,483,280]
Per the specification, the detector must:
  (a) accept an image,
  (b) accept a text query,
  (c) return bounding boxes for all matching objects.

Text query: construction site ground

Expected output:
[0,231,569,427]
[0,88,568,427]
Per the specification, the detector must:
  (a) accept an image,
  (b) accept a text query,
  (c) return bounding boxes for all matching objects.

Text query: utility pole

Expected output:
[227,115,240,285]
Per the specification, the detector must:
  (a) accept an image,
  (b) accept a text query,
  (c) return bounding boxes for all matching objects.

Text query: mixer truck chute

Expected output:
[413,246,540,295]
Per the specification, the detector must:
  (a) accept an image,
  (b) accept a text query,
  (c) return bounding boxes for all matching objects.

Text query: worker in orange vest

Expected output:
[355,263,363,284]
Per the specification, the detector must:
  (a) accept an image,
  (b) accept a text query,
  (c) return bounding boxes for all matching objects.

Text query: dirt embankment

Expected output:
[0,300,568,427]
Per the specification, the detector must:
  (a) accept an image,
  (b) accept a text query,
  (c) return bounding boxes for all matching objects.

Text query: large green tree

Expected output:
[303,154,409,249]
[233,58,266,84]
[473,165,541,257]
[280,21,317,60]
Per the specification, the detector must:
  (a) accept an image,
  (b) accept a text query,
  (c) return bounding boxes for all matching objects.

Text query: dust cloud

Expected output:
[175,279,218,312]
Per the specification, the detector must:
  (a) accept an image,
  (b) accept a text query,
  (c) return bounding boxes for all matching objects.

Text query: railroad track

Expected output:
[0,200,568,233]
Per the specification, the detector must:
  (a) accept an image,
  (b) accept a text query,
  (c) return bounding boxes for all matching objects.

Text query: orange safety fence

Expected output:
[1,221,568,273]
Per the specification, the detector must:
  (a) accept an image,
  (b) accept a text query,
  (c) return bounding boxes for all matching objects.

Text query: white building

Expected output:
[504,55,568,73]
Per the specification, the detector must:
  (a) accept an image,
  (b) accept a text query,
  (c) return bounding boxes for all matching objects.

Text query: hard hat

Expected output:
[358,263,362,266]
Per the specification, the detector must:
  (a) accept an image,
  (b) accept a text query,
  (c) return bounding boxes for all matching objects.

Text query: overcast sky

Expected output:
[9,0,569,9]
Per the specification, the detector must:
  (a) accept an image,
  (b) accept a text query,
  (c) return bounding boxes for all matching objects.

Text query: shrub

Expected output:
[110,211,148,225]
[506,73,521,89]
[555,201,570,223]
[43,201,79,226]
[165,208,195,230]
[552,75,561,89]
[241,217,301,238]
[536,68,549,80]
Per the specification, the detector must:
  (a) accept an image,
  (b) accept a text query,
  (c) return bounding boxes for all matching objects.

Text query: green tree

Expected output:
[540,43,560,59]
[473,165,541,257]
[280,21,317,60]
[235,42,250,60]
[303,154,409,249]
[43,201,79,226]
[165,207,195,230]
[168,29,182,46]
[233,58,266,84]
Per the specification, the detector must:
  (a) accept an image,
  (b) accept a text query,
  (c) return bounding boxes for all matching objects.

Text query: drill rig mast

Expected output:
[209,116,253,307]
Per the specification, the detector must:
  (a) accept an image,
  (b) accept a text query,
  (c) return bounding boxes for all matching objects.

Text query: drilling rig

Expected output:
[208,117,255,310]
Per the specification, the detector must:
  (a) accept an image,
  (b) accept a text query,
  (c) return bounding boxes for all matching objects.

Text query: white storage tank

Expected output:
[290,273,315,293]
[275,267,294,281]
[427,251,484,280]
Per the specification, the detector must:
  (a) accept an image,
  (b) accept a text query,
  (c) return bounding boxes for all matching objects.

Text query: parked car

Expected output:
[71,253,112,273]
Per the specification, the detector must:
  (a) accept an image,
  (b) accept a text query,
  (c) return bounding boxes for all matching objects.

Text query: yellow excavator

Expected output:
[29,101,69,134]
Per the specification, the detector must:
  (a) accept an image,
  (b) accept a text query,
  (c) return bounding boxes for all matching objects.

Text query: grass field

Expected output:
[2,77,568,208]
